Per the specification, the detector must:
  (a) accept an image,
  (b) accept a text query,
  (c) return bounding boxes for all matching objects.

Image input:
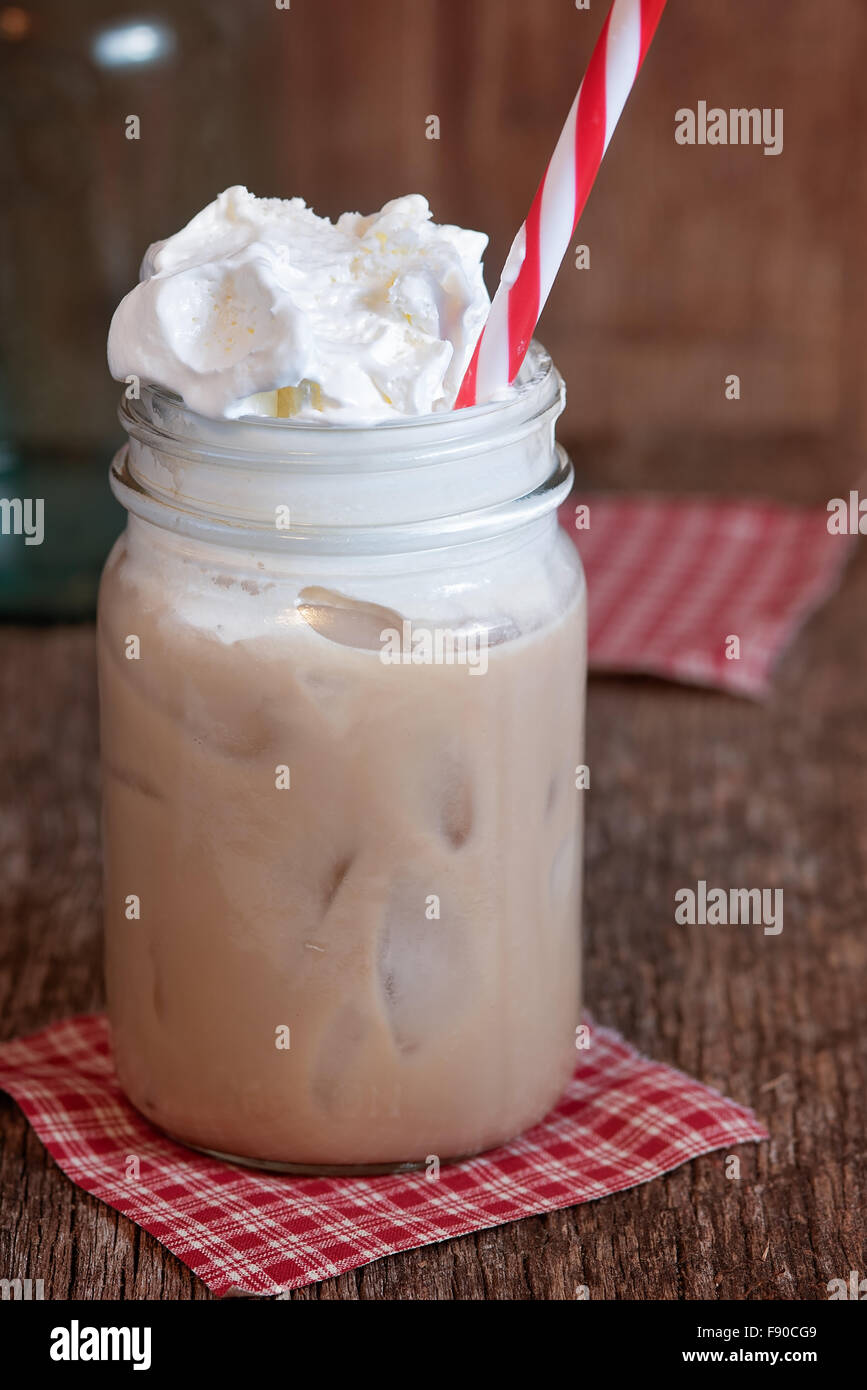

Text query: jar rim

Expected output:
[119,340,562,469]
[112,339,571,553]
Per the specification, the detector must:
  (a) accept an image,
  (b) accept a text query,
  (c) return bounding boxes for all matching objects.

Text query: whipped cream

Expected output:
[107,186,491,423]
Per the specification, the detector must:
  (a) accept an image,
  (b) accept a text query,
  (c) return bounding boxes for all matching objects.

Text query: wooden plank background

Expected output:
[2,0,865,463]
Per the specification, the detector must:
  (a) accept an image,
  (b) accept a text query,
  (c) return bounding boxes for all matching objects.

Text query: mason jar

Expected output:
[97,341,587,1174]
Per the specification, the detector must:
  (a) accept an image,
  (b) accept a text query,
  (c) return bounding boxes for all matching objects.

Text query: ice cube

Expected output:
[424,745,475,848]
[377,867,469,1053]
[321,853,354,911]
[297,587,406,653]
[103,758,163,802]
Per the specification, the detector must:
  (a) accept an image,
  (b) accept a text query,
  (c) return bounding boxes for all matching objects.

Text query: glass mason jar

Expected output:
[97,342,587,1174]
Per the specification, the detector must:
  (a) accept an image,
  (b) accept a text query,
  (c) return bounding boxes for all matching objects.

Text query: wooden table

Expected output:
[2,459,864,1299]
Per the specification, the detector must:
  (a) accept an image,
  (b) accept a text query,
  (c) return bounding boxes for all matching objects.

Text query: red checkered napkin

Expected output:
[560,495,855,697]
[0,1014,766,1296]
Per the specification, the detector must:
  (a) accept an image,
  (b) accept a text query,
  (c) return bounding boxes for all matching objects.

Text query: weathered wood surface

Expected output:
[1,442,864,1299]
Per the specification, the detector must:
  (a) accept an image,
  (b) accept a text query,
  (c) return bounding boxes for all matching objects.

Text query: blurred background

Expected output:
[0,0,861,615]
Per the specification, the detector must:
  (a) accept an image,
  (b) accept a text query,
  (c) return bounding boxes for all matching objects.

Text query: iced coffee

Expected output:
[100,189,586,1170]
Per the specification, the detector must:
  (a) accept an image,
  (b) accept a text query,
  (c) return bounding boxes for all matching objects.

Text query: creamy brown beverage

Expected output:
[99,541,585,1167]
[101,190,586,1170]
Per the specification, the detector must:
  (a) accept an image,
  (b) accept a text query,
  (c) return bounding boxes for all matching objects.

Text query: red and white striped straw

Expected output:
[455,0,667,409]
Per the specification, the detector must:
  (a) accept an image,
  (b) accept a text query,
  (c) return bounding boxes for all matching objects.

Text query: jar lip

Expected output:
[120,340,563,466]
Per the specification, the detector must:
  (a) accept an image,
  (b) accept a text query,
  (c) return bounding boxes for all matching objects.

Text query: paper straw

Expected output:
[455,0,667,409]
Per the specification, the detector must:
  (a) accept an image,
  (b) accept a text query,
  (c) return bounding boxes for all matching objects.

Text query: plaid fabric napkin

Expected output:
[561,495,855,697]
[0,1014,766,1296]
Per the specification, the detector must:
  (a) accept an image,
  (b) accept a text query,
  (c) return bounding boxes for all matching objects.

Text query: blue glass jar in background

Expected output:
[0,0,251,616]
